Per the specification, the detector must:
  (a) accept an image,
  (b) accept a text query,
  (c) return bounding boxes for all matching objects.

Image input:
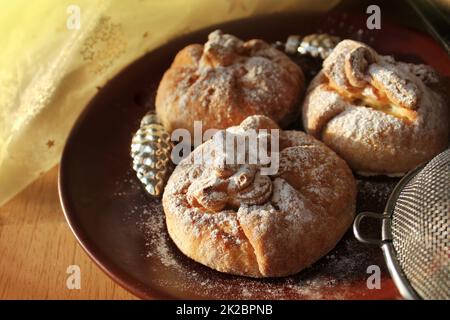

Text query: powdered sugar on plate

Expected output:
[134,175,395,299]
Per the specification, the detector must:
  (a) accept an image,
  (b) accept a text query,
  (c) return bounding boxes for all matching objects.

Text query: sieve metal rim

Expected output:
[353,165,424,300]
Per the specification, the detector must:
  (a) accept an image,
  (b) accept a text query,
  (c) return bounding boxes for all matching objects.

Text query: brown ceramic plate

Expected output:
[59,11,450,299]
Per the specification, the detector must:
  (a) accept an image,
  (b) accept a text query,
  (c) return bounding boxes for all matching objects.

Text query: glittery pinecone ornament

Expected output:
[131,112,173,197]
[285,34,341,59]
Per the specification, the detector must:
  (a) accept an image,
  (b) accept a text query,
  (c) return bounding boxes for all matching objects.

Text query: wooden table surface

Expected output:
[0,166,136,299]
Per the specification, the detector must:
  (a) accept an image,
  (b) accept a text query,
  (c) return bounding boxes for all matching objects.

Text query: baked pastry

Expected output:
[302,40,450,176]
[162,115,356,277]
[156,30,304,135]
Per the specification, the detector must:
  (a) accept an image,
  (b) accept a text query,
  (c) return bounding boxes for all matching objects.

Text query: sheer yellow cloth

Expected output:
[0,0,338,206]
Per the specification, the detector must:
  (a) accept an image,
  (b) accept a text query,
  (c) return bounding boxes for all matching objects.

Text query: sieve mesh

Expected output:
[391,149,450,300]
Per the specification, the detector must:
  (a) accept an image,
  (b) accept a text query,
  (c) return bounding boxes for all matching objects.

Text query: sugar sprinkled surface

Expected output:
[133,174,396,299]
[159,30,303,128]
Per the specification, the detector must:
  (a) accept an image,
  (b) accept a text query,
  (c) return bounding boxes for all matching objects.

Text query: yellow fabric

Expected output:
[0,0,338,206]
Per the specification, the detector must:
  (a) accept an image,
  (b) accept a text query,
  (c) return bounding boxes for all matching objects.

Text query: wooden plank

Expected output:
[0,166,136,299]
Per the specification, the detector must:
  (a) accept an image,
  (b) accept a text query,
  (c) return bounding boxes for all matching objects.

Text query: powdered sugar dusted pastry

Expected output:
[156,30,304,135]
[302,39,450,176]
[162,115,356,277]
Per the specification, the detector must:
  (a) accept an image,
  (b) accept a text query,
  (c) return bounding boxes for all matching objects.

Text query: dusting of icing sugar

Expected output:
[192,210,241,240]
[327,106,405,142]
[368,61,419,110]
[398,61,440,85]
[161,120,358,280]
[271,177,312,223]
[136,201,381,299]
[279,145,316,164]
[356,178,396,204]
[159,30,302,127]
[164,131,338,245]
[137,203,181,269]
[308,39,449,151]
[125,166,395,299]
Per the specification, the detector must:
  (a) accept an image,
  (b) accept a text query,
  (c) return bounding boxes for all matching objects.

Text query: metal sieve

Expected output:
[353,149,450,300]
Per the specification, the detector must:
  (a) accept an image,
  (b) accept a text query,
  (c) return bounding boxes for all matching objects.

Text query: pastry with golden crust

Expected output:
[302,39,450,176]
[162,115,356,277]
[156,30,304,135]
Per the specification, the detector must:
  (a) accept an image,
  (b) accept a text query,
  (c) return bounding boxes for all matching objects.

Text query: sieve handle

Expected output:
[353,212,391,246]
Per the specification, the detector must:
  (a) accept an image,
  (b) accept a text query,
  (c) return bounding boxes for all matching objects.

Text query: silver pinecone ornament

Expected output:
[131,112,173,197]
[285,33,341,59]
